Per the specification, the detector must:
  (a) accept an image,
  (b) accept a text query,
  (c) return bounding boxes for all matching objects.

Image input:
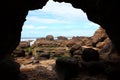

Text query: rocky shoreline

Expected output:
[13,27,118,80]
[13,27,112,60]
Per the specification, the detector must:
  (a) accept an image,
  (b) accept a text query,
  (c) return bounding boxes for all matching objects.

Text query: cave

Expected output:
[0,0,120,80]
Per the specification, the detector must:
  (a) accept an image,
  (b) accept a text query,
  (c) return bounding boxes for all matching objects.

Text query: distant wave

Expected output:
[21,37,37,39]
[21,36,75,41]
[21,37,36,46]
[21,37,36,41]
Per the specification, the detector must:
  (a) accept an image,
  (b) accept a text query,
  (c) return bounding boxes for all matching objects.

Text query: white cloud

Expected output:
[23,25,48,30]
[63,29,97,37]
[82,22,100,29]
[25,0,90,25]
[37,26,48,29]
[21,0,99,38]
[87,22,100,26]
[27,16,70,24]
[22,25,48,37]
[23,25,34,29]
[42,0,87,20]
[22,25,98,37]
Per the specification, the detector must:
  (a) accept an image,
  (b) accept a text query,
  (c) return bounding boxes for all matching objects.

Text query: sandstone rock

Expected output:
[70,44,82,57]
[57,36,68,40]
[46,35,54,41]
[92,27,108,46]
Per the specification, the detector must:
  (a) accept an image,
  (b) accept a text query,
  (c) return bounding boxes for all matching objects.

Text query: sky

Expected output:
[21,0,100,38]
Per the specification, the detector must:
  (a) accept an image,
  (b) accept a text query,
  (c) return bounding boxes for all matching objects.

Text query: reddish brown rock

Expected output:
[92,27,108,46]
[46,35,54,41]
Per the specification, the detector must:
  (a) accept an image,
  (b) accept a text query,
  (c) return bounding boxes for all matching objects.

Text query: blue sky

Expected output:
[21,0,100,38]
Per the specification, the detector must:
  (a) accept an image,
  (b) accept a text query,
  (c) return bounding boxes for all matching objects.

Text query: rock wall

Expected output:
[0,0,120,79]
[0,0,48,80]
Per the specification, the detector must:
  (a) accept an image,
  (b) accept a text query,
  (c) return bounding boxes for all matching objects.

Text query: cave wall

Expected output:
[0,0,48,58]
[0,0,48,79]
[0,0,120,79]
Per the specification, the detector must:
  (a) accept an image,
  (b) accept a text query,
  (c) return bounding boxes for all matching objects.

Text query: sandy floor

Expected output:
[15,57,57,80]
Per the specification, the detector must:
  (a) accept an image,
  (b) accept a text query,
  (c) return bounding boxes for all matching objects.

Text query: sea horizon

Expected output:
[20,35,92,41]
[21,36,72,41]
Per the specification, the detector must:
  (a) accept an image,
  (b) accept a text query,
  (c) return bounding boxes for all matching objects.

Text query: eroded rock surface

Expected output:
[0,0,120,79]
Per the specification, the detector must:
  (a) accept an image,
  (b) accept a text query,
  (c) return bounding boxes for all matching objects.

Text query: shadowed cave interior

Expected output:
[0,0,120,80]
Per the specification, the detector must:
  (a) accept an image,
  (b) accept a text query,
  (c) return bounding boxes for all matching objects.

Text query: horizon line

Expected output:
[21,35,92,39]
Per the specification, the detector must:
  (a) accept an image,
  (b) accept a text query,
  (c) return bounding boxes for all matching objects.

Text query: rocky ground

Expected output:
[13,27,115,80]
[15,57,57,80]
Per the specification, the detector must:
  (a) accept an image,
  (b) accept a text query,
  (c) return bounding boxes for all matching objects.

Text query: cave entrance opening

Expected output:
[21,0,99,41]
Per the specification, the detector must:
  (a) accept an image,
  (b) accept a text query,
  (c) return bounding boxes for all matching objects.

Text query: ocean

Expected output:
[21,37,37,46]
